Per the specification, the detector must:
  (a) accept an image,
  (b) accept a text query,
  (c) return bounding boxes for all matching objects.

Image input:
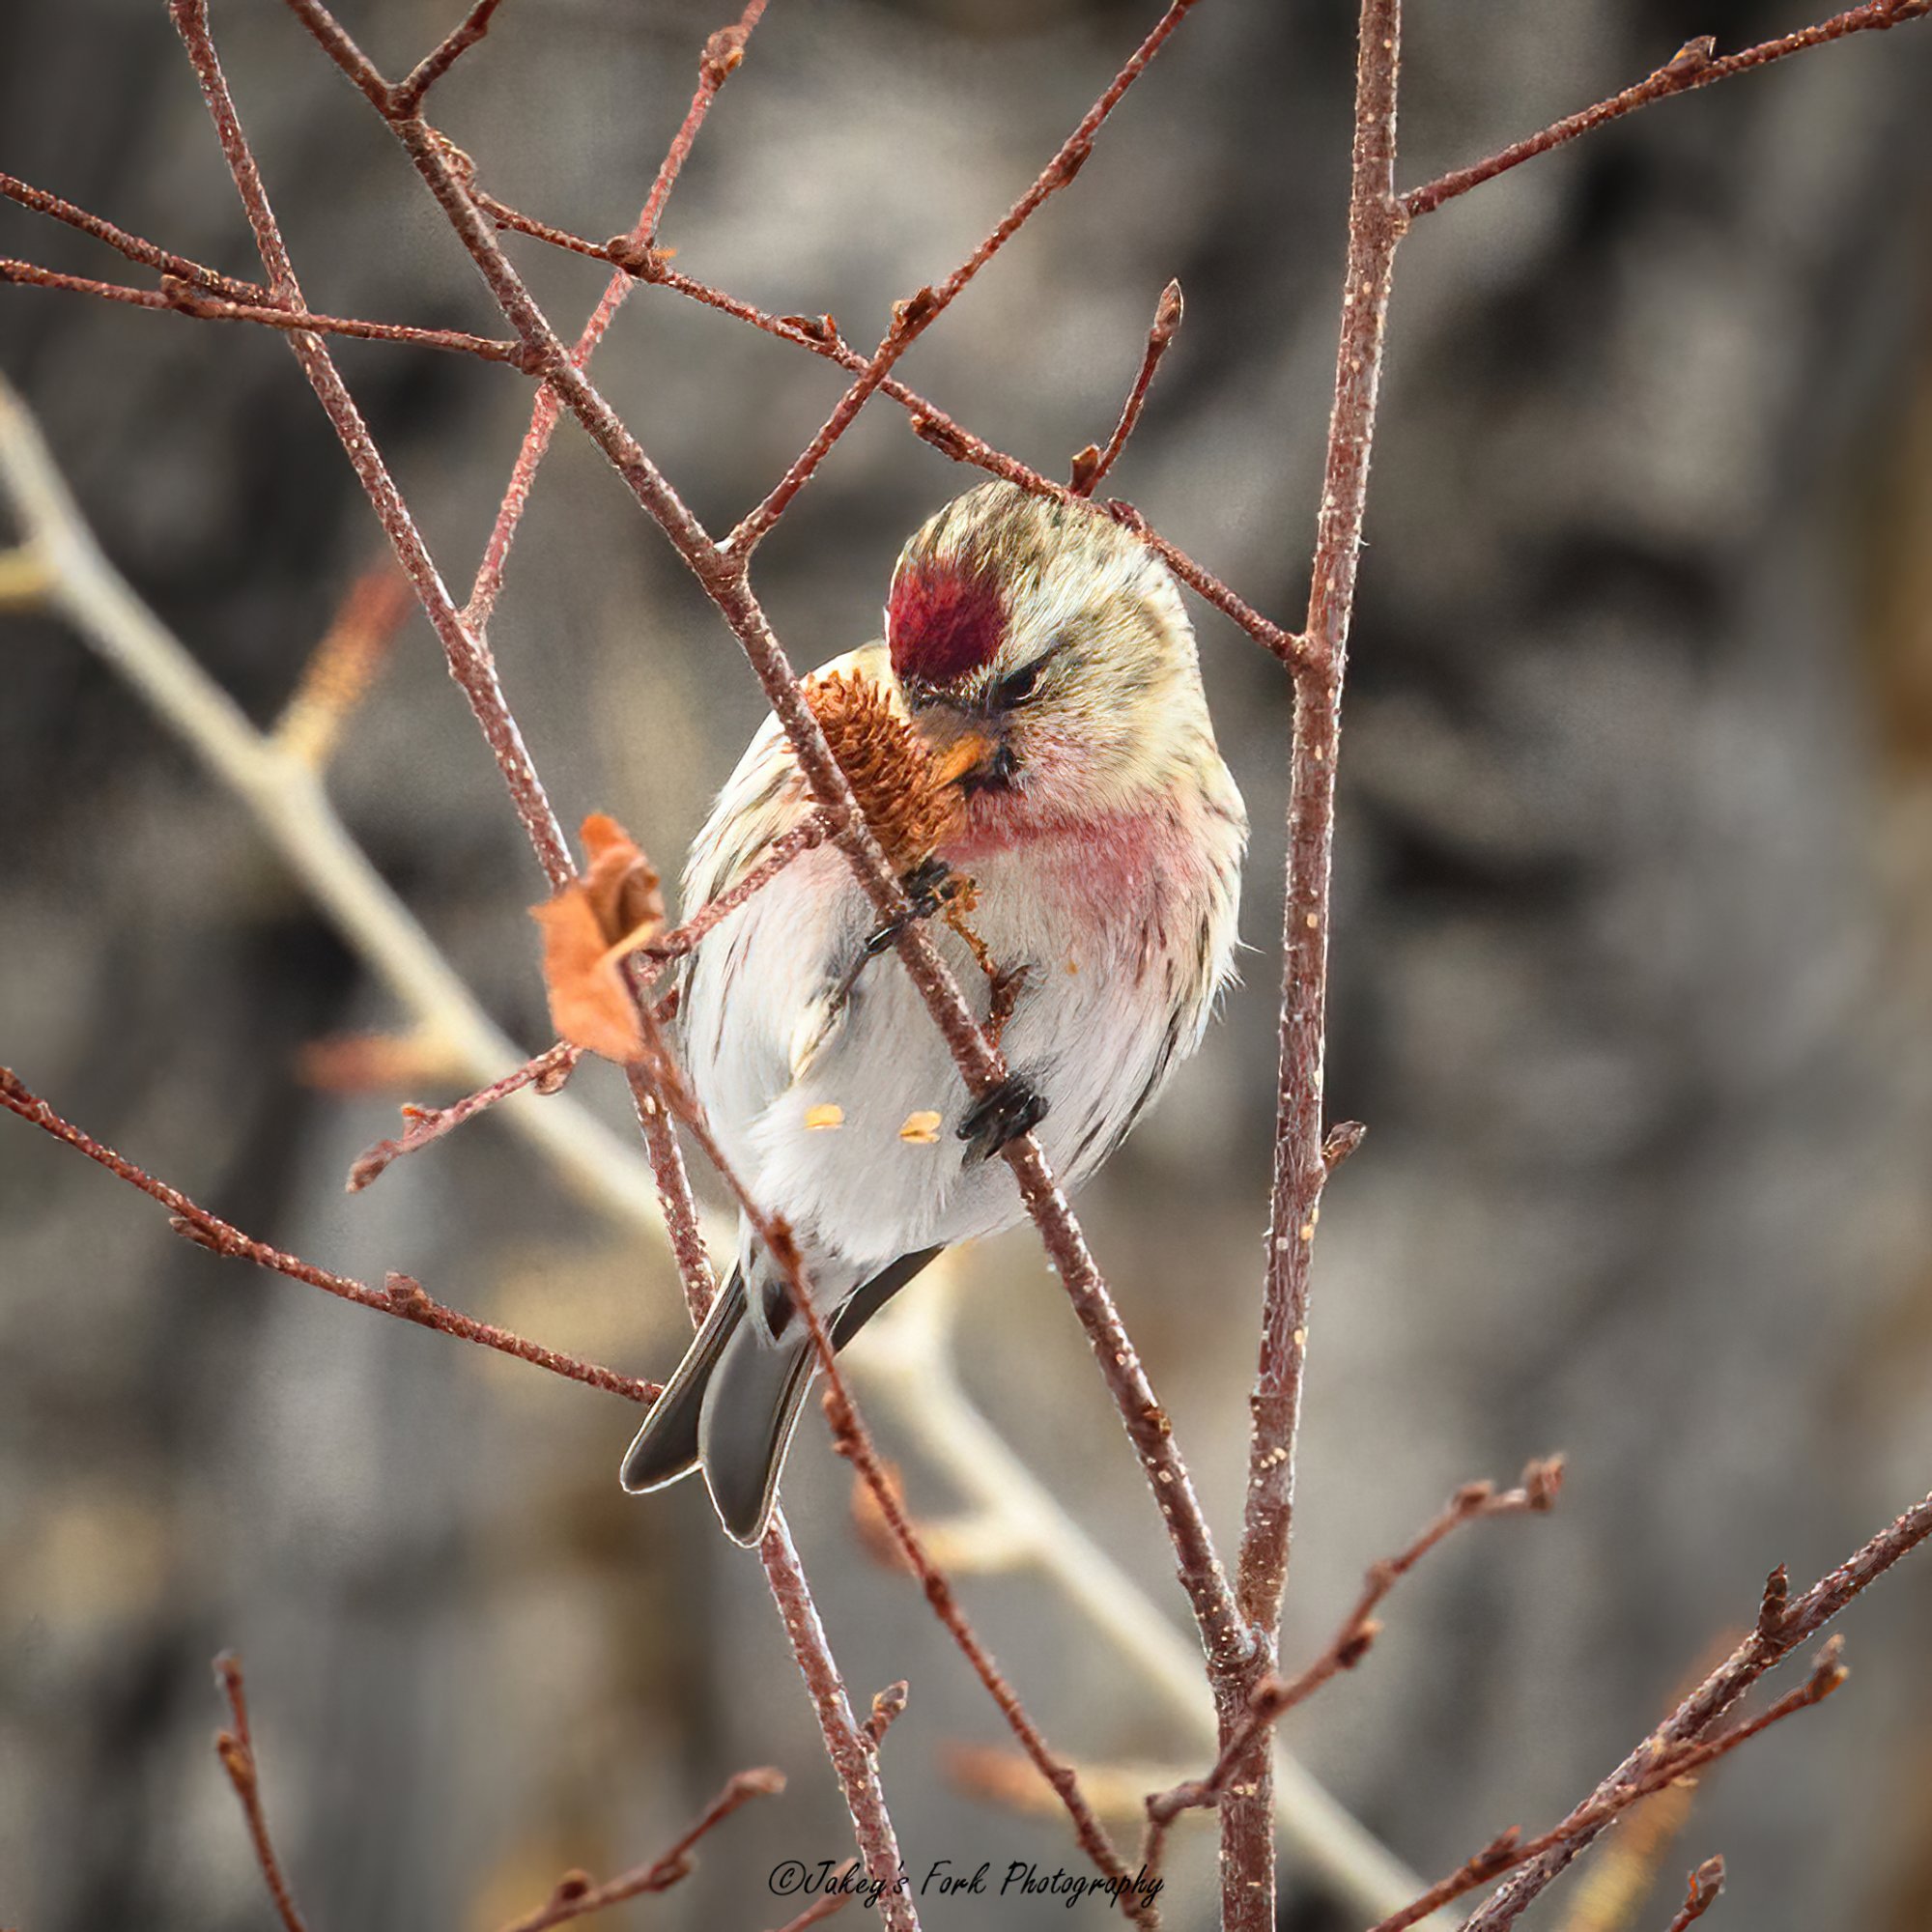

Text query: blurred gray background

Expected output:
[4,2,1932,1928]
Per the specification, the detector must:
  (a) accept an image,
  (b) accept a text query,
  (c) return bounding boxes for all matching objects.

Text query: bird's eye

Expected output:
[995,662,1041,707]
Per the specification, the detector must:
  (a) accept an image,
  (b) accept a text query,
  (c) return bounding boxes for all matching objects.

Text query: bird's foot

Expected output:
[864,856,965,958]
[958,1075,1048,1162]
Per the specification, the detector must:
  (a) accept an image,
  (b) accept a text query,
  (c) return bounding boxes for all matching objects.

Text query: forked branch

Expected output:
[497,1766,786,1932]
[1141,1460,1562,1882]
[1455,1489,1932,1927]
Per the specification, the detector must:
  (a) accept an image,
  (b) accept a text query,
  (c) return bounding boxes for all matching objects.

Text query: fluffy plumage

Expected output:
[622,481,1246,1543]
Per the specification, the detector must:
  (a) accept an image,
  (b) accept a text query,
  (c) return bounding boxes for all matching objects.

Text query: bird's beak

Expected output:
[920,714,1001,790]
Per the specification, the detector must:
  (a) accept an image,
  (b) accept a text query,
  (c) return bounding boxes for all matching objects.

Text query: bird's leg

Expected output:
[958,1075,1048,1163]
[863,855,964,958]
[819,862,967,1038]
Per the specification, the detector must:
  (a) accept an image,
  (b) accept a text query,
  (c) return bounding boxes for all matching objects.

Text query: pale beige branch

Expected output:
[0,376,667,1238]
[856,1268,1454,1927]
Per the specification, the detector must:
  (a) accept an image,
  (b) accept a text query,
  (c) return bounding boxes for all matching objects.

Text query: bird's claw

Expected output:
[864,857,962,957]
[958,1075,1048,1163]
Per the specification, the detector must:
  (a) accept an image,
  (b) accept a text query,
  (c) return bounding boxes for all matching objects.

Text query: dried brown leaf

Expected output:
[530,814,665,1063]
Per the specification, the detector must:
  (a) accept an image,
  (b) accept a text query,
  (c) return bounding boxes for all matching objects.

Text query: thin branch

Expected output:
[1459,1489,1932,1928]
[616,1047,920,1931]
[766,1884,860,1932]
[0,255,531,362]
[1664,1858,1726,1932]
[1069,279,1182,497]
[169,0,578,888]
[1222,0,1406,1922]
[447,210,1304,662]
[724,0,1204,553]
[1140,1460,1562,1882]
[497,1767,785,1932]
[1378,1639,1849,1932]
[639,2,771,243]
[0,375,666,1232]
[462,0,771,631]
[1266,1459,1561,1713]
[0,166,267,301]
[213,1655,311,1932]
[640,815,831,964]
[472,187,614,262]
[1400,0,1931,218]
[390,0,508,118]
[347,1042,581,1191]
[0,1066,655,1406]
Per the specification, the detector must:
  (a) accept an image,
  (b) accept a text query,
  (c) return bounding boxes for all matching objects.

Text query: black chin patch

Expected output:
[961,743,1020,793]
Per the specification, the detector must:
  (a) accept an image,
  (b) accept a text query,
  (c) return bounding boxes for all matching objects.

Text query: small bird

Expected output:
[621,480,1246,1543]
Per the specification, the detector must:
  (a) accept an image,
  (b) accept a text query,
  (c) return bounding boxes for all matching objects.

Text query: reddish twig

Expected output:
[1664,1857,1726,1931]
[390,0,507,118]
[1218,0,1407,1921]
[1140,1459,1562,1881]
[1458,1489,1932,1928]
[670,263,1295,659]
[213,1655,310,1932]
[168,0,577,889]
[0,256,531,362]
[0,168,267,301]
[1269,1458,1562,1711]
[614,1032,919,1928]
[497,1766,785,1932]
[758,1516,920,1932]
[346,1041,581,1191]
[472,187,614,262]
[1401,0,1931,218]
[767,1883,860,1932]
[461,0,770,631]
[0,1065,654,1406]
[642,815,831,963]
[725,0,1203,553]
[1375,1639,1848,1931]
[639,2,770,243]
[1069,279,1182,497]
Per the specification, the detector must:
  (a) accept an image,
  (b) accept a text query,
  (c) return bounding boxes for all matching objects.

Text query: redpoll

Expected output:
[622,480,1246,1543]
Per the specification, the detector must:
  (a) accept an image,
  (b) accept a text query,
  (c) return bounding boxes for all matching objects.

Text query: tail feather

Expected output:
[618,1270,746,1494]
[622,1243,948,1544]
[698,1319,819,1546]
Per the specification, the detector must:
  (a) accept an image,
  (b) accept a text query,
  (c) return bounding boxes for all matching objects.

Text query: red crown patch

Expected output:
[888,560,1006,687]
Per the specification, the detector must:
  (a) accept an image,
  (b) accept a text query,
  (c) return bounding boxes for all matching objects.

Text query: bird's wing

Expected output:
[677,644,894,1154]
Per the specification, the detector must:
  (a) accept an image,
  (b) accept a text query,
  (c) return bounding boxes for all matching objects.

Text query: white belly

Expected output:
[680,815,1227,1271]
